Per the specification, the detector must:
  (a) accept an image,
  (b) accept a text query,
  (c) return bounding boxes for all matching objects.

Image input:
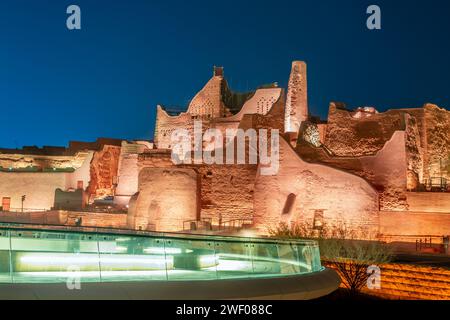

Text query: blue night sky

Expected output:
[1,0,449,148]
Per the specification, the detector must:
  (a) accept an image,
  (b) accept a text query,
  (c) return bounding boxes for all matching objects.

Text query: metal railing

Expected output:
[182,218,213,231]
[219,219,254,230]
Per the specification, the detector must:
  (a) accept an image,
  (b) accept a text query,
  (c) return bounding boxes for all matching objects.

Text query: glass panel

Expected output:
[276,242,302,274]
[0,230,11,283]
[165,238,217,280]
[311,245,322,272]
[214,241,253,279]
[296,244,316,273]
[98,235,168,282]
[0,224,324,284]
[251,242,281,276]
[10,230,100,283]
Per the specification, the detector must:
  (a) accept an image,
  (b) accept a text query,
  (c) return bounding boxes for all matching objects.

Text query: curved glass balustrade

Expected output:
[0,224,322,284]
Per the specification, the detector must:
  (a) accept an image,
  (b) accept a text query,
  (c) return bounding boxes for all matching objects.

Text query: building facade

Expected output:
[1,61,449,242]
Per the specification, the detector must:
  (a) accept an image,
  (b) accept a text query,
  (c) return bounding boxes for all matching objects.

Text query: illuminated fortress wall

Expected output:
[323,102,450,188]
[0,172,66,210]
[154,67,225,150]
[154,67,283,150]
[136,150,258,229]
[1,61,449,241]
[422,104,450,181]
[87,144,121,200]
[133,61,450,238]
[254,137,380,235]
[0,139,124,211]
[127,167,198,231]
[297,130,409,211]
[0,156,95,211]
[196,164,257,225]
[64,151,94,191]
[285,61,308,137]
[114,141,153,208]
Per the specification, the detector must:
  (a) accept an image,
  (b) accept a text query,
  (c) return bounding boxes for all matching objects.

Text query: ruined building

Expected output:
[1,61,449,242]
[0,138,152,211]
[133,61,450,240]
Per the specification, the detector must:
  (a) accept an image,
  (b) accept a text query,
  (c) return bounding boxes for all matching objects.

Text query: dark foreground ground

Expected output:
[317,252,450,301]
[314,288,386,301]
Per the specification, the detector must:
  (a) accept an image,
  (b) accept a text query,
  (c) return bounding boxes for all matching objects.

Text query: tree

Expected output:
[320,238,391,294]
[269,221,392,294]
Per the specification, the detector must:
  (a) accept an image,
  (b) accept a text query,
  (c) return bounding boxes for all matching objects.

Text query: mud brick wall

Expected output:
[60,211,127,229]
[196,164,257,225]
[88,145,121,199]
[423,104,450,181]
[254,137,380,236]
[323,103,407,156]
[379,210,450,239]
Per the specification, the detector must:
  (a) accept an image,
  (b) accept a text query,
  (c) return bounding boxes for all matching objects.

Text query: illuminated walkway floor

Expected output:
[1,259,313,283]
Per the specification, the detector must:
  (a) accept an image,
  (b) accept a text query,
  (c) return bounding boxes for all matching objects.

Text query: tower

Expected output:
[285,61,308,137]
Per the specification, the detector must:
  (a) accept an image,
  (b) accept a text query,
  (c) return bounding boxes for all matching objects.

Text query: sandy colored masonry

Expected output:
[0,61,449,241]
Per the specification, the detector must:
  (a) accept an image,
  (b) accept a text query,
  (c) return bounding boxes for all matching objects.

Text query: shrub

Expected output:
[269,221,392,293]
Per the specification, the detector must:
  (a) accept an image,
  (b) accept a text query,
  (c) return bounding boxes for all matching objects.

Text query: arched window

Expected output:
[282,193,297,215]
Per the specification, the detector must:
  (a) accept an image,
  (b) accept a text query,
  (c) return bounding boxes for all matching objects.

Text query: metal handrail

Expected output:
[220,219,254,230]
[0,221,318,246]
[0,223,323,285]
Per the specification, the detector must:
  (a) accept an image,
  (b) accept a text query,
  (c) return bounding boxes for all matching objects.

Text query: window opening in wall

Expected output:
[313,209,325,230]
[282,193,296,215]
